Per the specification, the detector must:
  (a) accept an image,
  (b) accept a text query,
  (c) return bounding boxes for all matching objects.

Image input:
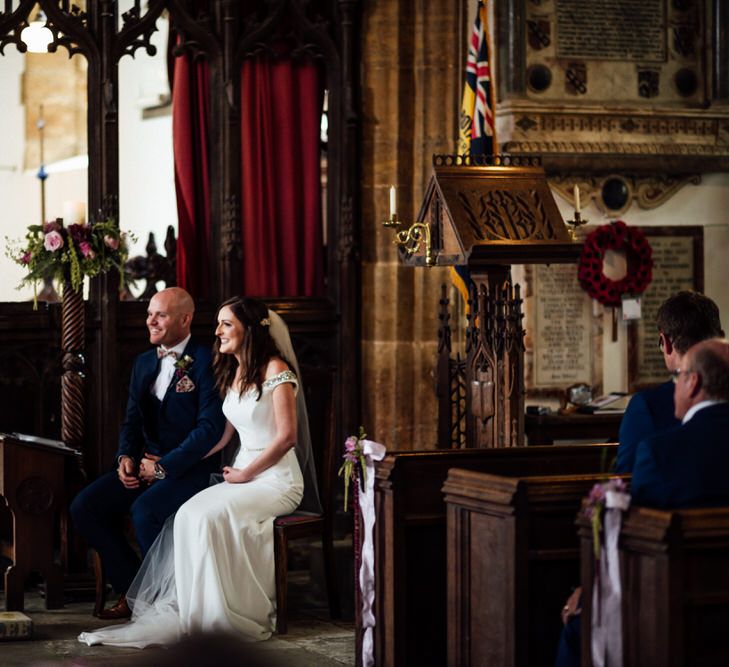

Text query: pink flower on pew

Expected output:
[104,234,120,250]
[339,427,368,511]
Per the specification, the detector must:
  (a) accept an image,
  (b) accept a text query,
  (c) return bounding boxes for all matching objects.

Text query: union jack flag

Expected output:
[458,0,497,157]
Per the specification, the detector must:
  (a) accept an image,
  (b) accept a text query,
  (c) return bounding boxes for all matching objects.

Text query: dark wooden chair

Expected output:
[273,364,341,634]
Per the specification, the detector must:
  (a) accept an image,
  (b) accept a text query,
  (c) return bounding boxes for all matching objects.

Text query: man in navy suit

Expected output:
[616,291,722,472]
[632,338,729,508]
[71,287,225,619]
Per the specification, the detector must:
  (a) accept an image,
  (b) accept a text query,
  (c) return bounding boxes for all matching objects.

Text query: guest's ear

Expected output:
[687,370,702,398]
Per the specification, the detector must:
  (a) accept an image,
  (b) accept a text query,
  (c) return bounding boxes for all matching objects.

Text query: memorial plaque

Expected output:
[556,0,666,62]
[523,264,600,395]
[629,227,704,389]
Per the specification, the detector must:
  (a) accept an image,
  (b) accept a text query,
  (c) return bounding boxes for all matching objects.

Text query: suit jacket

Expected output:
[116,337,225,479]
[616,380,679,473]
[631,403,729,509]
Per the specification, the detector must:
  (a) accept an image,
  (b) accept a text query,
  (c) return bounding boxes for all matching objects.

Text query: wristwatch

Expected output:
[153,462,167,480]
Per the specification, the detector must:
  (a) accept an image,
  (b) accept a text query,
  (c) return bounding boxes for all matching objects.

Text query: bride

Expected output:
[79,296,320,647]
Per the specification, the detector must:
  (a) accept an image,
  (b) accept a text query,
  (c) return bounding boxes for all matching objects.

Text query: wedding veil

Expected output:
[267,309,322,515]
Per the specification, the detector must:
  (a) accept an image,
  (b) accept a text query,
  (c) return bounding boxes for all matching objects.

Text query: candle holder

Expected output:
[382,214,436,266]
[566,210,589,242]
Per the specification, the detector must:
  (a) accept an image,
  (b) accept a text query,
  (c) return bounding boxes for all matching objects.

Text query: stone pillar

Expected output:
[361,1,464,450]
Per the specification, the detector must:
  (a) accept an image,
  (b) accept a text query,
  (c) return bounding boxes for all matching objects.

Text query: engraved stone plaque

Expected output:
[556,0,666,62]
[524,263,599,393]
[630,228,703,388]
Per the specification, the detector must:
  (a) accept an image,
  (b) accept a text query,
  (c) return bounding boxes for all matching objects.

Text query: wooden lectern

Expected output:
[406,155,582,448]
[0,432,81,611]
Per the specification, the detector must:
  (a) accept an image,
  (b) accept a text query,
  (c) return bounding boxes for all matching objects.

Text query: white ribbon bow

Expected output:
[358,439,386,667]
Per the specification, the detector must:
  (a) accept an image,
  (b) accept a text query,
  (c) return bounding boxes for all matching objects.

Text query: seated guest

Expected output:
[617,291,722,472]
[631,338,729,509]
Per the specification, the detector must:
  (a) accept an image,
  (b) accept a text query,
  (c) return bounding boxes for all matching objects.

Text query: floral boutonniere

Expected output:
[174,354,194,378]
[338,426,368,511]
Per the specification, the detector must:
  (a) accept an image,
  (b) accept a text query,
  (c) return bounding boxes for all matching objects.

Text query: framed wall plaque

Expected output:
[628,226,704,390]
[522,262,602,399]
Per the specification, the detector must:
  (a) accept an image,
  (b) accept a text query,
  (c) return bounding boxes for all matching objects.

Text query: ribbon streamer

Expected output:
[357,439,386,667]
[591,489,630,667]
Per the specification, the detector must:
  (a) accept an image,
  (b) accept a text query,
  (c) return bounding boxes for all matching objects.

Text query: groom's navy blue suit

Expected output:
[71,337,225,593]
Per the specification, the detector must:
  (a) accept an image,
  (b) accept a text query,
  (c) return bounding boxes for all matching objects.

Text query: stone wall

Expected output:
[360,1,465,450]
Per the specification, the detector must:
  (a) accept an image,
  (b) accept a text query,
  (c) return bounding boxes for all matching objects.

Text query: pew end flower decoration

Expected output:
[582,477,630,560]
[339,426,368,511]
[6,217,134,307]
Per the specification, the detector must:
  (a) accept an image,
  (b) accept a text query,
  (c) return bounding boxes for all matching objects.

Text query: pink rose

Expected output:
[43,230,64,252]
[104,234,120,250]
[345,436,357,452]
[79,241,95,259]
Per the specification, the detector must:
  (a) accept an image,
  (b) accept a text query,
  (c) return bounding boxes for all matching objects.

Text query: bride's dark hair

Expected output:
[212,296,288,400]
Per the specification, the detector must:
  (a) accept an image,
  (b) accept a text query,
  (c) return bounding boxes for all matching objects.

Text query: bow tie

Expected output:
[157,347,179,360]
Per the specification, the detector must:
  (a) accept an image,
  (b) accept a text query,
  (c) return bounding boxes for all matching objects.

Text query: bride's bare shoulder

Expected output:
[263,357,291,379]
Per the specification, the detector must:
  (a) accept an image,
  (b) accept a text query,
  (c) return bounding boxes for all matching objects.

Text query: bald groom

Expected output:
[71,287,225,619]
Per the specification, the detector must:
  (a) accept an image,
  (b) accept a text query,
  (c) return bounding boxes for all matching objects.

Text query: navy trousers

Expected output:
[70,464,215,593]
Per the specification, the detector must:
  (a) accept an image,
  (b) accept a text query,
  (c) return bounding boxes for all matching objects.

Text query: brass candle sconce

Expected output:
[566,185,589,241]
[382,186,436,266]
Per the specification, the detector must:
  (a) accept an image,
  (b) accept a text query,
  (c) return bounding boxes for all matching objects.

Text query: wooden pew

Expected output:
[372,444,616,667]
[443,469,608,667]
[578,506,729,667]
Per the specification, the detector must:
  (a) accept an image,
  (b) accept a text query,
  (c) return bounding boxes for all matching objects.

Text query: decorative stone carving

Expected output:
[550,173,702,215]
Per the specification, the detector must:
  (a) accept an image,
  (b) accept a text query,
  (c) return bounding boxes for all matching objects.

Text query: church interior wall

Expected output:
[0,2,726,450]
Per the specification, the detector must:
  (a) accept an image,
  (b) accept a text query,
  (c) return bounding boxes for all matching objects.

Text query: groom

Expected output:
[71,287,225,619]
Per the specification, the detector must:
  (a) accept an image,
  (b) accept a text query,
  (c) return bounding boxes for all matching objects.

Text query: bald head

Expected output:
[686,339,729,402]
[146,288,195,348]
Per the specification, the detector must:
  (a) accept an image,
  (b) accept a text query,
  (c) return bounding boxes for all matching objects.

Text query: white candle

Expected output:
[62,200,86,225]
[573,185,581,214]
[389,185,397,218]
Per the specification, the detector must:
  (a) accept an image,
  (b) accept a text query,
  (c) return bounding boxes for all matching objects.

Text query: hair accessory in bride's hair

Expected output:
[260,317,271,327]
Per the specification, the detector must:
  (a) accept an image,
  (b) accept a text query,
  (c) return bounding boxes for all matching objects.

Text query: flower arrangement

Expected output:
[339,426,368,511]
[6,217,132,305]
[582,476,629,560]
[578,220,653,307]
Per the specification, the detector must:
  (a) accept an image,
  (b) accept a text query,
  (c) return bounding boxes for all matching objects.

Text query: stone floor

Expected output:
[0,590,355,666]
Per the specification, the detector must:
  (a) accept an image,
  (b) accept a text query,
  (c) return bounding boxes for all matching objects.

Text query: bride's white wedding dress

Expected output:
[79,370,304,648]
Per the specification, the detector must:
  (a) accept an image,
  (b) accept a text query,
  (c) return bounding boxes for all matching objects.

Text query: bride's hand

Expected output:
[222,466,252,484]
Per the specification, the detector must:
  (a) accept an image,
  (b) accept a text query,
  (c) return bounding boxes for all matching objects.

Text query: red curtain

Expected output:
[240,56,325,297]
[172,55,211,298]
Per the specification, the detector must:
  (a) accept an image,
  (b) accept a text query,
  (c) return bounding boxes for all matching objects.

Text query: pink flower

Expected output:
[345,436,357,452]
[79,241,95,259]
[104,234,120,250]
[43,221,61,233]
[20,251,32,265]
[43,231,64,252]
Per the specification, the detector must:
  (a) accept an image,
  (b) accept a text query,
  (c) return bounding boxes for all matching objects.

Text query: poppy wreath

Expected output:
[577,220,653,307]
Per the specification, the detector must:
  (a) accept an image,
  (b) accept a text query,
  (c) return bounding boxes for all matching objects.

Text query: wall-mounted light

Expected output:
[21,10,53,53]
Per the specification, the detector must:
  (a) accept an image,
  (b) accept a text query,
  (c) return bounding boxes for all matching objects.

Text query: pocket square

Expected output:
[176,375,196,393]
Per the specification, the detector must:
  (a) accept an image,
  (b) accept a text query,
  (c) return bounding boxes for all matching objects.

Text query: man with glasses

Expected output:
[631,338,729,508]
[616,291,723,472]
